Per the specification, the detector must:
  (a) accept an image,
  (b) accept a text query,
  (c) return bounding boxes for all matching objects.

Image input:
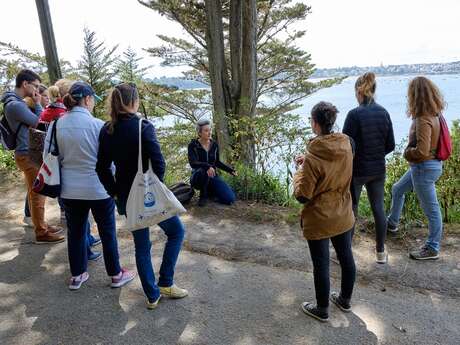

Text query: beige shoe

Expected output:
[376,251,388,264]
[147,295,161,310]
[159,284,188,299]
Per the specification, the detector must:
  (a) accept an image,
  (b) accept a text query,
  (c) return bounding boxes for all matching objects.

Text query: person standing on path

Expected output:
[97,82,188,310]
[45,81,135,290]
[294,101,356,322]
[1,69,64,243]
[387,76,444,260]
[343,72,395,264]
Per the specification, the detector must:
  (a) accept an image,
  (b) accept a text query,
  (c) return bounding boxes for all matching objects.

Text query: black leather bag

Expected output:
[169,182,195,205]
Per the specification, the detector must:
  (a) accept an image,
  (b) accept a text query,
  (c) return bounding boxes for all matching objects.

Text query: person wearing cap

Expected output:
[44,81,136,290]
[187,118,237,207]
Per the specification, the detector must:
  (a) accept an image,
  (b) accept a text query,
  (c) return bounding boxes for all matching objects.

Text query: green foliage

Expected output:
[0,146,15,171]
[77,28,119,118]
[223,163,295,206]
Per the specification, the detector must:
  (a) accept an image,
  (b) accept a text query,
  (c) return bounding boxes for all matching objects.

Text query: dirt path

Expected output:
[0,177,459,344]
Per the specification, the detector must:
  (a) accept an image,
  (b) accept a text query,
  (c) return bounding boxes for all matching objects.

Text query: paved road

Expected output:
[0,218,459,345]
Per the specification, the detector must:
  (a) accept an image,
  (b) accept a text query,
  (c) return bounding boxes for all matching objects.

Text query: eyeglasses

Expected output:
[28,81,40,90]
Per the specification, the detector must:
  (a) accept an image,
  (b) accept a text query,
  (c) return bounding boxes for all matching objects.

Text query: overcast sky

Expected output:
[1,0,460,77]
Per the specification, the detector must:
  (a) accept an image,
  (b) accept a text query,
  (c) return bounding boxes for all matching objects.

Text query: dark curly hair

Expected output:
[311,101,338,135]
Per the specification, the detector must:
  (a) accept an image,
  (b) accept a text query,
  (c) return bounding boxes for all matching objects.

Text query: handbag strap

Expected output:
[137,118,143,173]
[48,118,59,155]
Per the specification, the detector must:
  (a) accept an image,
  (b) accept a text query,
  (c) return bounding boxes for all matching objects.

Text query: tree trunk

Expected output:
[238,0,257,166]
[229,0,242,100]
[204,0,232,161]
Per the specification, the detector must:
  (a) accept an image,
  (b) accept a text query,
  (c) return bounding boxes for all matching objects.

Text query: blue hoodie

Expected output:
[1,91,42,154]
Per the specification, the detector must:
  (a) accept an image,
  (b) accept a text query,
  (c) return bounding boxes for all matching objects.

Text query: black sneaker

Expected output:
[409,245,439,260]
[387,221,398,234]
[300,302,329,322]
[330,292,351,312]
[198,197,207,207]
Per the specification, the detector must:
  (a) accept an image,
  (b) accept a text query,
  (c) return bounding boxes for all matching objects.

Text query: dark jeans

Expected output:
[24,194,30,217]
[307,229,356,309]
[351,174,387,252]
[61,198,121,277]
[132,216,185,302]
[191,168,236,205]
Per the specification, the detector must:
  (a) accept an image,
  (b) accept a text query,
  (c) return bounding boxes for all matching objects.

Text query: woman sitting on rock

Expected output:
[188,118,237,207]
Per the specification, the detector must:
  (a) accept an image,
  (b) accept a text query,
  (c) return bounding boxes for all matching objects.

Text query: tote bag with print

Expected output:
[124,119,186,231]
[32,119,61,198]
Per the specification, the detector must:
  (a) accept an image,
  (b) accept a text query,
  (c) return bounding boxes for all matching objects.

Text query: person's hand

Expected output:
[207,167,216,177]
[32,90,41,105]
[294,155,305,167]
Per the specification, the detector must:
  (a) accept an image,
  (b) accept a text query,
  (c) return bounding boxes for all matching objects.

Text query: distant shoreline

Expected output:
[312,61,460,78]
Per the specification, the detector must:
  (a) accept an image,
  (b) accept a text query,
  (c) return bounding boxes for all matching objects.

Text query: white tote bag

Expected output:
[124,119,186,231]
[32,119,61,198]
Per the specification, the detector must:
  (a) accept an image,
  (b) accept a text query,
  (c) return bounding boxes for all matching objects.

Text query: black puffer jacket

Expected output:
[187,139,234,174]
[343,101,395,177]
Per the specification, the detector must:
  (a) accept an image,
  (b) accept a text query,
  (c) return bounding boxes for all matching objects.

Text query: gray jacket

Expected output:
[1,91,42,154]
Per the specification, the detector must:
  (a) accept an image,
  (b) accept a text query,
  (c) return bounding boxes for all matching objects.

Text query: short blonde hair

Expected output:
[47,85,60,103]
[54,79,74,98]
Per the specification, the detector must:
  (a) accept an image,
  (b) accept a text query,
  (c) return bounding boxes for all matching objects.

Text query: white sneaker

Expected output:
[23,216,33,227]
[376,251,388,264]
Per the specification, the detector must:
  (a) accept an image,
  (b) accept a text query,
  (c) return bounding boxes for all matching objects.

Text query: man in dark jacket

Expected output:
[1,69,64,243]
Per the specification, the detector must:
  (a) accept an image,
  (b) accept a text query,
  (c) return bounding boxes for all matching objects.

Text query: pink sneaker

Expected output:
[111,268,136,288]
[69,272,89,290]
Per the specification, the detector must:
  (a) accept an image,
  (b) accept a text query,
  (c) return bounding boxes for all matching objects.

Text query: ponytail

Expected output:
[63,93,79,110]
[355,72,376,104]
[107,83,139,135]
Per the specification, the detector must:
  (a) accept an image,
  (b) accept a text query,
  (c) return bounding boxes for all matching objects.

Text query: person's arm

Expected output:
[342,110,358,140]
[96,127,117,197]
[6,101,39,128]
[215,145,235,174]
[404,117,433,162]
[385,112,395,155]
[142,120,166,182]
[188,142,211,170]
[293,156,319,204]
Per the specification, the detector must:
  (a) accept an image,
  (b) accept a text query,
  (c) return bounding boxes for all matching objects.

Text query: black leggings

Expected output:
[307,229,356,309]
[352,174,387,252]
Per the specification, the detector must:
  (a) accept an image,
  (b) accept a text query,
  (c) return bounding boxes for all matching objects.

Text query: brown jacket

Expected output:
[404,115,440,163]
[293,133,355,240]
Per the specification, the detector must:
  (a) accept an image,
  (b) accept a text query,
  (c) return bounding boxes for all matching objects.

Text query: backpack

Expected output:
[436,115,452,161]
[0,110,22,150]
[169,182,195,205]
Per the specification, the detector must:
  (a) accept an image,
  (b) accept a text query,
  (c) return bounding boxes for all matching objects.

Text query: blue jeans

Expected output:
[191,168,236,205]
[388,160,443,251]
[132,217,185,302]
[62,198,121,277]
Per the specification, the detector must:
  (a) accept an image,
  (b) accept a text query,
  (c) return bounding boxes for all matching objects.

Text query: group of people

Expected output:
[293,72,446,321]
[1,69,447,319]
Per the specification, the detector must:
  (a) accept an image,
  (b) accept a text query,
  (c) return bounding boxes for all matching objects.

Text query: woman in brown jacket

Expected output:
[294,101,356,322]
[387,77,444,260]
